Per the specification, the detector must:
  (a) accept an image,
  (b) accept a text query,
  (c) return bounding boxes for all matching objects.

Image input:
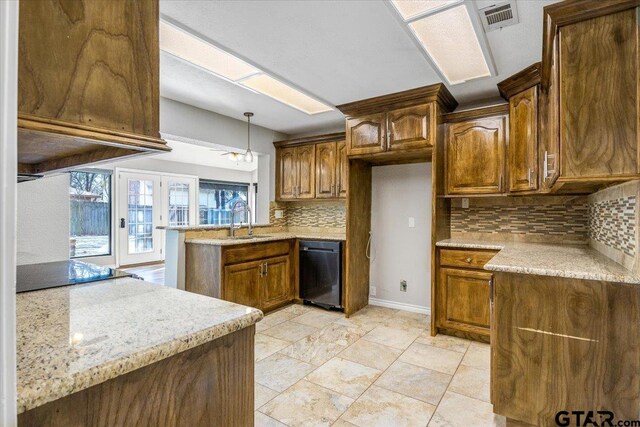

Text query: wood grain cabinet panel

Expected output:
[438,268,492,335]
[223,260,261,309]
[346,114,386,155]
[315,142,337,199]
[509,87,538,192]
[446,116,507,195]
[296,145,316,199]
[278,147,297,200]
[388,104,433,151]
[558,9,639,180]
[337,141,348,198]
[262,255,291,311]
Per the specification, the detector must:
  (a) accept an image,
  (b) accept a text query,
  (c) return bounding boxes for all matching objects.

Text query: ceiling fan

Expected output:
[209,112,255,163]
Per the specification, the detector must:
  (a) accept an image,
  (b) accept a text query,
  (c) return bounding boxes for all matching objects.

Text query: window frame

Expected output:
[198,179,252,226]
[69,169,113,259]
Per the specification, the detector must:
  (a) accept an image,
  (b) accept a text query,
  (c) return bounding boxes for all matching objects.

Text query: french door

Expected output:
[117,170,197,266]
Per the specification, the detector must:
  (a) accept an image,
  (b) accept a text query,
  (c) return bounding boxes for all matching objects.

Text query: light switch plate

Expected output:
[370,286,377,297]
[408,217,415,228]
[461,198,469,209]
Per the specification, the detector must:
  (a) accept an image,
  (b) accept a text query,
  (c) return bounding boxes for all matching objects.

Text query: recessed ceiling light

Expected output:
[409,5,491,84]
[159,21,259,82]
[391,0,462,21]
[241,74,333,115]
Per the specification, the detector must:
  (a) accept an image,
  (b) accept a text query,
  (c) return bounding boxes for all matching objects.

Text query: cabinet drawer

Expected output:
[223,240,291,265]
[439,248,497,269]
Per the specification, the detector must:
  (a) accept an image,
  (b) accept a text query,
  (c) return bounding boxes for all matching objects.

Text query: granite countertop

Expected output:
[17,278,263,413]
[159,223,272,231]
[186,231,346,246]
[437,238,640,285]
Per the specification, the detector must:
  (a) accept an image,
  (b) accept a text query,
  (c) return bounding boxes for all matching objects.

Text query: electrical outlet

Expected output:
[274,209,284,219]
[408,217,415,228]
[462,198,469,209]
[370,286,377,297]
[400,280,407,292]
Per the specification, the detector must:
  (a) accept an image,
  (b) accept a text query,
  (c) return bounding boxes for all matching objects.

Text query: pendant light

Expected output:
[243,112,254,163]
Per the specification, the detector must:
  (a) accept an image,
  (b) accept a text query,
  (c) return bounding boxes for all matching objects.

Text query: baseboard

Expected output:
[368,298,431,315]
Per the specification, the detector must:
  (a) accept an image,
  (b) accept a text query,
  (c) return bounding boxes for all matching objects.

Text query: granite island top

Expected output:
[186,230,346,246]
[17,277,263,413]
[436,238,640,285]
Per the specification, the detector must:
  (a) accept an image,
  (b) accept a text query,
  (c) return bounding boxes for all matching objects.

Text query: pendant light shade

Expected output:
[243,112,254,163]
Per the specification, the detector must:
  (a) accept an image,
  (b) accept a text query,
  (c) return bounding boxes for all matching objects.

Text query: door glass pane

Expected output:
[128,179,154,254]
[168,182,190,227]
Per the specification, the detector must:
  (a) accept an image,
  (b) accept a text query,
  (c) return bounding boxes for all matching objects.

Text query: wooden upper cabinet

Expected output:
[261,255,291,311]
[345,114,386,156]
[296,145,316,199]
[558,9,638,180]
[17,0,169,175]
[508,86,538,192]
[446,116,507,195]
[315,142,337,199]
[387,104,434,151]
[277,147,297,200]
[336,141,348,198]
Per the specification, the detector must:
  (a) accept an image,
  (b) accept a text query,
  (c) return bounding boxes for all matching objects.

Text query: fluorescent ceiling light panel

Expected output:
[159,21,259,81]
[409,5,491,84]
[391,0,462,21]
[241,74,333,115]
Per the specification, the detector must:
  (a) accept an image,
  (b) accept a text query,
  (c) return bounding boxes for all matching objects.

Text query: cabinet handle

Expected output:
[527,168,532,187]
[259,263,264,277]
[499,174,503,191]
[264,262,268,277]
[465,257,472,263]
[489,277,494,305]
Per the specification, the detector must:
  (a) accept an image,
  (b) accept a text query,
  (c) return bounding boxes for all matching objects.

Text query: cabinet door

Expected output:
[315,142,337,198]
[388,104,433,151]
[345,113,386,155]
[438,268,492,335]
[446,117,506,195]
[261,255,291,311]
[277,147,297,200]
[539,48,560,190]
[559,9,638,180]
[509,87,538,192]
[296,145,316,199]
[336,141,348,198]
[223,260,261,308]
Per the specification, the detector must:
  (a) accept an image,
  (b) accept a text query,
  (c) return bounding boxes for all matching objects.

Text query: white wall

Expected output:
[16,175,70,265]
[369,163,432,313]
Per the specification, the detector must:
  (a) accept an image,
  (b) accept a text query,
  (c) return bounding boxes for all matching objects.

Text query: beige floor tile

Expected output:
[256,411,287,427]
[374,360,451,405]
[256,321,275,333]
[262,320,319,342]
[448,364,491,402]
[341,385,436,427]
[359,305,399,319]
[332,419,358,427]
[415,332,471,354]
[428,392,506,427]
[255,333,290,361]
[362,325,422,350]
[292,310,343,328]
[262,309,299,325]
[306,357,382,399]
[281,304,314,315]
[399,342,463,375]
[279,335,346,366]
[261,380,354,427]
[334,314,385,334]
[338,339,403,371]
[255,383,280,409]
[313,323,366,346]
[255,353,316,392]
[386,311,430,329]
[461,342,491,370]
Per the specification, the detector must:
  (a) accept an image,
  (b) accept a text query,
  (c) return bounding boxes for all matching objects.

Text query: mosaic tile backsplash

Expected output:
[269,201,346,229]
[588,196,637,257]
[450,197,589,239]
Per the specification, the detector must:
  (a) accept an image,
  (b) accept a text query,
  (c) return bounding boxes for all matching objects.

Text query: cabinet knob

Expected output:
[465,257,472,263]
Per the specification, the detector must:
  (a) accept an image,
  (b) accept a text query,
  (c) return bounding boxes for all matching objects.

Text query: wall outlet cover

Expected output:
[462,198,469,209]
[400,280,407,292]
[408,217,415,228]
[274,209,284,219]
[370,286,377,297]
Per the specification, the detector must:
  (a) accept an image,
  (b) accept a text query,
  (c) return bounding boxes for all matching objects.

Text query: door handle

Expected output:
[120,218,126,229]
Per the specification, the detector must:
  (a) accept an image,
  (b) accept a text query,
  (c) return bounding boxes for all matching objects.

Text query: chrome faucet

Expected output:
[230,199,252,237]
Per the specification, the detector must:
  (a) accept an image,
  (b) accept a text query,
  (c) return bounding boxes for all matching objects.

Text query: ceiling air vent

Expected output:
[479,1,519,32]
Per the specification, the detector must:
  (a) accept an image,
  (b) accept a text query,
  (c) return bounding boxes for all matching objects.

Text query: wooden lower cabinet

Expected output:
[492,272,640,426]
[223,260,262,309]
[261,255,291,311]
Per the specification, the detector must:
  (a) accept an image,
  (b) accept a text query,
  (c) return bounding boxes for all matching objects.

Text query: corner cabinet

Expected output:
[445,111,507,195]
[338,84,458,163]
[275,133,347,201]
[18,0,169,176]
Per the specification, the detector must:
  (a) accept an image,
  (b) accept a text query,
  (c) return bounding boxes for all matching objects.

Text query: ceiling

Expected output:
[160,0,559,135]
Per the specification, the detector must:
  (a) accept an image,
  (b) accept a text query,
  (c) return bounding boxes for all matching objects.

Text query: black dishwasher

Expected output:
[299,240,342,310]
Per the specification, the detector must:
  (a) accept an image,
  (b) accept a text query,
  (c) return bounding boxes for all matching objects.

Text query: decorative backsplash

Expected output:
[450,196,589,240]
[269,201,346,229]
[588,196,637,256]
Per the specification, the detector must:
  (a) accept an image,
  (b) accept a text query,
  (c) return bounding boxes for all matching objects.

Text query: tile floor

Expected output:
[254,304,505,427]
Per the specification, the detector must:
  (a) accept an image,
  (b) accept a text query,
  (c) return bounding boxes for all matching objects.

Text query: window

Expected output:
[199,180,249,225]
[69,170,112,258]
